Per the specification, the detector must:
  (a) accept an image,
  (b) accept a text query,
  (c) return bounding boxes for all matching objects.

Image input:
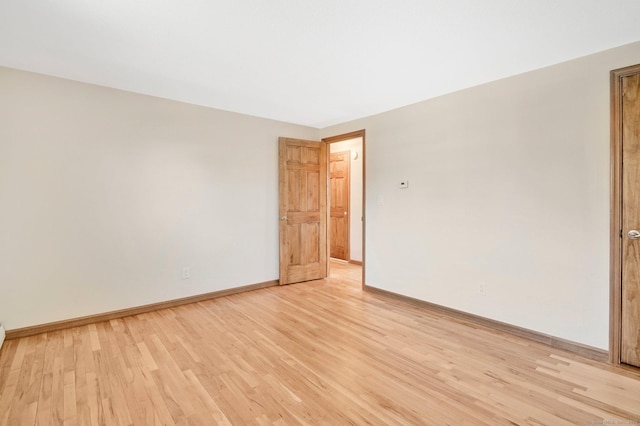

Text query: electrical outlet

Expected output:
[479,284,486,295]
[182,266,191,280]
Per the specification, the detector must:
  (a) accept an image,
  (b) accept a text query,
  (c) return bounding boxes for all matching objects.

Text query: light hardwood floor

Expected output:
[1,261,639,425]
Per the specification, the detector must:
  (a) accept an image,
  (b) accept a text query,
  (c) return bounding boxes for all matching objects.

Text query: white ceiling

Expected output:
[1,1,640,128]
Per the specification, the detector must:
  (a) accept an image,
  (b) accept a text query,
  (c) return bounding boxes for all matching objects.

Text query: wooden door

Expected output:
[621,72,640,367]
[278,137,328,285]
[330,150,350,260]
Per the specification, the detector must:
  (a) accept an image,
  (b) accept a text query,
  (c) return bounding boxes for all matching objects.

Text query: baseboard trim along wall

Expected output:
[6,280,279,340]
[363,285,609,363]
[6,279,609,363]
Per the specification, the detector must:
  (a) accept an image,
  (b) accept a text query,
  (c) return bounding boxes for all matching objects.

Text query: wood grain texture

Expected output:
[610,64,640,365]
[329,150,350,260]
[279,137,328,285]
[621,71,640,367]
[2,262,639,425]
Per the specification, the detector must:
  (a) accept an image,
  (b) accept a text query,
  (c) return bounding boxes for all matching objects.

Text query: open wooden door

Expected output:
[279,137,328,285]
[330,150,350,260]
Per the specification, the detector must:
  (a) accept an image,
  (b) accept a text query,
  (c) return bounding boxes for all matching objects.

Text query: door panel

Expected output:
[330,150,350,260]
[279,138,327,285]
[622,73,640,367]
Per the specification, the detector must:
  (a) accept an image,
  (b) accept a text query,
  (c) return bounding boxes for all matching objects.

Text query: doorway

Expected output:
[278,131,365,287]
[610,64,640,368]
[323,130,365,286]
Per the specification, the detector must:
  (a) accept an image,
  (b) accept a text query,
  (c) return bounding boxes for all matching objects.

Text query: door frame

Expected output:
[322,129,366,288]
[610,64,640,364]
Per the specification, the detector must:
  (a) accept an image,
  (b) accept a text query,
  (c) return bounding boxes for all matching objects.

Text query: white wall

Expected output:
[0,67,318,330]
[329,138,364,262]
[322,41,640,350]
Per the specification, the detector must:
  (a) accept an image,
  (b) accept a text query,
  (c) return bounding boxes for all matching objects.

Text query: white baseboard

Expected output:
[0,324,5,350]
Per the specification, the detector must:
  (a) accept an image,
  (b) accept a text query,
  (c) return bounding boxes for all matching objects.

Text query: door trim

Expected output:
[610,63,640,364]
[322,129,366,288]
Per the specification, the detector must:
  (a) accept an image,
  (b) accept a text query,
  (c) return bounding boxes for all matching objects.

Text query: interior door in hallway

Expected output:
[621,71,640,368]
[278,137,328,285]
[330,150,350,260]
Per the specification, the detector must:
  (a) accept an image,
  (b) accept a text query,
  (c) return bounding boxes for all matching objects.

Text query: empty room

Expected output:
[2,1,640,424]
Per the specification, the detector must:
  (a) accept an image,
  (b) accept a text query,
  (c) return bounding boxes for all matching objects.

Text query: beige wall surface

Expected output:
[4,41,640,350]
[322,41,640,350]
[0,67,318,330]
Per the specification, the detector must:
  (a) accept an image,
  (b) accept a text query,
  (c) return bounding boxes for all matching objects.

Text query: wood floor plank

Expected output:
[1,261,640,425]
